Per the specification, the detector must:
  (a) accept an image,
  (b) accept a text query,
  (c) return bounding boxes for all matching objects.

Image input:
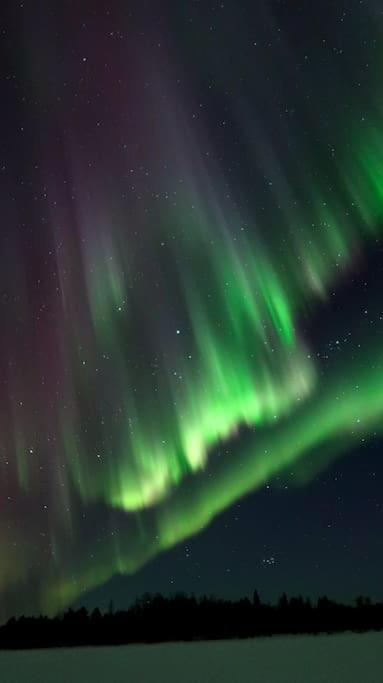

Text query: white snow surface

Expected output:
[0,631,382,682]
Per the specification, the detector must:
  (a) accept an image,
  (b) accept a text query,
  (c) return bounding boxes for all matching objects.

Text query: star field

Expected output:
[0,0,383,618]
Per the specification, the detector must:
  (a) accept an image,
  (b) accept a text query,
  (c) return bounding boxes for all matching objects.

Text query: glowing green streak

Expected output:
[67,221,315,512]
[41,344,383,615]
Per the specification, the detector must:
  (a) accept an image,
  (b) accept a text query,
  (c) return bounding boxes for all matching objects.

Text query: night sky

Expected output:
[1,0,383,620]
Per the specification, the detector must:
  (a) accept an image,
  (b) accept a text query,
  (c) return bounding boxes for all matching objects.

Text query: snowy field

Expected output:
[0,631,382,682]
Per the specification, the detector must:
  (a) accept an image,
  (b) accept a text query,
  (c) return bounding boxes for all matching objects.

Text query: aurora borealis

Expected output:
[1,0,383,618]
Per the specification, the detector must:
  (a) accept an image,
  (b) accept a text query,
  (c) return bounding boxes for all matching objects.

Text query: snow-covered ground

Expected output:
[0,631,382,682]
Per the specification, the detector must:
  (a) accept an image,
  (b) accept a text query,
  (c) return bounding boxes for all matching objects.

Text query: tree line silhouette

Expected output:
[1,592,382,649]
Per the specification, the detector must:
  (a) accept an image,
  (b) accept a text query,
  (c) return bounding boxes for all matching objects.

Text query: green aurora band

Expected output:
[42,340,383,614]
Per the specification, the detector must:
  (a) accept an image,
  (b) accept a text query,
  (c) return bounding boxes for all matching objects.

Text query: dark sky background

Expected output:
[0,0,383,619]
